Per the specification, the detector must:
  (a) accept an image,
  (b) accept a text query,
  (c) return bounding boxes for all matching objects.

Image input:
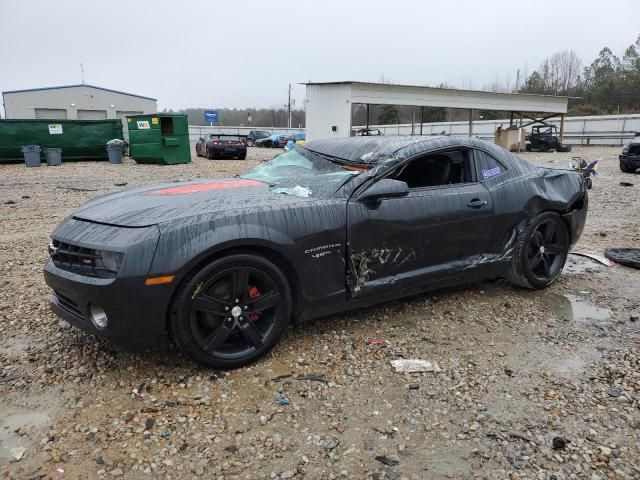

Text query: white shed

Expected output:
[304,81,569,142]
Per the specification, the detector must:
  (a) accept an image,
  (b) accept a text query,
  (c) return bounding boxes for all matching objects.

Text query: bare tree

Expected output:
[543,50,583,94]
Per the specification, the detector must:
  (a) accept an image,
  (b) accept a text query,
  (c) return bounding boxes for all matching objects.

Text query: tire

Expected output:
[506,211,570,289]
[246,139,254,147]
[620,160,633,173]
[525,144,532,152]
[239,154,246,160]
[170,254,292,369]
[585,177,593,189]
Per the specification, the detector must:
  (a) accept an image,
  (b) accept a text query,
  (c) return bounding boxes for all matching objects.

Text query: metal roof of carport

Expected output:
[304,81,568,113]
[303,81,569,141]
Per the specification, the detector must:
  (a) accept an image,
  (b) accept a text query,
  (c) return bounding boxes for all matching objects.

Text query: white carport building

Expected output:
[304,81,569,142]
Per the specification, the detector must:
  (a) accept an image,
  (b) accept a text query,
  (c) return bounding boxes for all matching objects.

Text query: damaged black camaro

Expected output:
[44,136,588,368]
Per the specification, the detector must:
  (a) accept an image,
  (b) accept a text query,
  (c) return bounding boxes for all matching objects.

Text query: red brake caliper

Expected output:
[248,285,261,321]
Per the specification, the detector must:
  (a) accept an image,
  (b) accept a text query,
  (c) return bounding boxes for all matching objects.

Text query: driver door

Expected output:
[346,148,495,298]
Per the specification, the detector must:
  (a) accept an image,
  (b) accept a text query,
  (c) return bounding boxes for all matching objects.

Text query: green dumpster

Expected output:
[127,114,190,165]
[0,119,124,163]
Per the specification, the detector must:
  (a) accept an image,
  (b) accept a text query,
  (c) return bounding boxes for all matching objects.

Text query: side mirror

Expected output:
[199,137,205,142]
[359,179,409,202]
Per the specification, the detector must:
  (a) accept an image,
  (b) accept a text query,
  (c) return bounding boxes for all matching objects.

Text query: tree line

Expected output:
[161,107,305,129]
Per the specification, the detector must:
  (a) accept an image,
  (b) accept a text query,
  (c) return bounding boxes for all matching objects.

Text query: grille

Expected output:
[54,291,83,319]
[49,240,113,278]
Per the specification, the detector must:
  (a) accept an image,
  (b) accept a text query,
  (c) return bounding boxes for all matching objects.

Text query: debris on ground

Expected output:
[552,437,568,450]
[274,395,290,405]
[295,373,328,383]
[605,247,640,269]
[569,251,614,266]
[390,359,441,373]
[374,455,399,466]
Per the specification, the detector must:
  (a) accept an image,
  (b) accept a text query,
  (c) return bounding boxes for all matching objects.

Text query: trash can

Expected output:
[106,145,123,164]
[21,145,41,167]
[44,148,62,166]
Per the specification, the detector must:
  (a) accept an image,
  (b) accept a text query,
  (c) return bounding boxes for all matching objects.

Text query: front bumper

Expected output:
[619,154,640,168]
[44,261,174,350]
[43,218,173,350]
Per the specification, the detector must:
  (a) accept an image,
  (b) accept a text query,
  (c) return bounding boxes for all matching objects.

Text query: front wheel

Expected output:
[170,254,292,369]
[246,139,254,147]
[506,212,570,289]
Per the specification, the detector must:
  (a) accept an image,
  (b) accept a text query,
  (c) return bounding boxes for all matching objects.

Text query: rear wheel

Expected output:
[170,254,292,369]
[506,212,570,289]
[239,154,246,160]
[246,138,254,147]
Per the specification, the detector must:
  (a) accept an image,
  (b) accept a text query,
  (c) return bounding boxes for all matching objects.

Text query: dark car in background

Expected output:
[257,133,288,148]
[44,136,587,369]
[246,130,271,147]
[200,134,246,160]
[620,133,640,173]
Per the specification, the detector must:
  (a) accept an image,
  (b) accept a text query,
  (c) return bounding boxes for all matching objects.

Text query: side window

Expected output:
[475,150,506,180]
[390,149,474,189]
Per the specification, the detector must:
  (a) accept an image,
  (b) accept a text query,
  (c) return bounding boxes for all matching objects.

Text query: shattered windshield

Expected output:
[241,146,360,198]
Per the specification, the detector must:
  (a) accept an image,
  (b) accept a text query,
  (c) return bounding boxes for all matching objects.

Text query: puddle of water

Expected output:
[542,293,611,322]
[0,388,66,464]
[0,408,52,463]
[563,255,604,276]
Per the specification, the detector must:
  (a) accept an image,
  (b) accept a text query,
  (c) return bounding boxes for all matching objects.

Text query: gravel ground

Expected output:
[0,145,639,480]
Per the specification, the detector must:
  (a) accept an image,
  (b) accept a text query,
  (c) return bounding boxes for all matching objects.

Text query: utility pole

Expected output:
[80,63,85,84]
[287,83,292,129]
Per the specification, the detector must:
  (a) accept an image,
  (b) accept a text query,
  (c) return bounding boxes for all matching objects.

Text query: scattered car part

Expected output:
[354,128,383,136]
[568,157,598,189]
[568,252,614,267]
[604,248,640,269]
[552,437,568,450]
[390,359,441,373]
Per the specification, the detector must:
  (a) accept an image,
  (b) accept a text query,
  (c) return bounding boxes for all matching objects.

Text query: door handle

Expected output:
[467,199,488,208]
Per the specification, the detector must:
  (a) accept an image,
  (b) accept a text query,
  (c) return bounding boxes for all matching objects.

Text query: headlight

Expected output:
[622,145,629,154]
[95,250,124,272]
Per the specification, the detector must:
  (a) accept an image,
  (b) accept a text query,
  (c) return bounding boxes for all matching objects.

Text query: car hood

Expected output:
[72,179,307,227]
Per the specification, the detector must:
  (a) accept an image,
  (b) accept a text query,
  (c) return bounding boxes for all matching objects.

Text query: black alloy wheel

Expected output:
[507,212,570,289]
[171,254,291,369]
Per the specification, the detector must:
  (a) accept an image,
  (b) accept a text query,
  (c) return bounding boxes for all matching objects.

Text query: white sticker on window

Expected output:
[482,166,501,179]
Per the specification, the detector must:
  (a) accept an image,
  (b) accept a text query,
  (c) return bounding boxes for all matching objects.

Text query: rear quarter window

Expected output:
[475,150,506,180]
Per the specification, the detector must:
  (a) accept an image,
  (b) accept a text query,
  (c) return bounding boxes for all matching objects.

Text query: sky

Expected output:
[0,0,638,112]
